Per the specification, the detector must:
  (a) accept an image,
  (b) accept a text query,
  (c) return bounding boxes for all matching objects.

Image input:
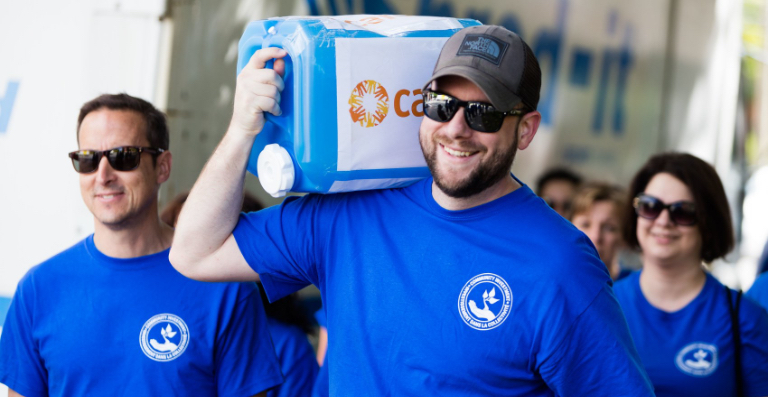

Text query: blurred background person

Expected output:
[536,167,582,217]
[746,237,768,311]
[569,182,631,281]
[614,152,768,397]
[162,192,319,397]
[312,306,328,397]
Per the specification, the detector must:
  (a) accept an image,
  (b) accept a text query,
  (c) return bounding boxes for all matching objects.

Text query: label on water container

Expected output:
[322,15,464,36]
[335,37,448,172]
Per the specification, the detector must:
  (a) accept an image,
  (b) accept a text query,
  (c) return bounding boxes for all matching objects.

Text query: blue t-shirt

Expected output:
[267,318,318,397]
[748,271,768,311]
[0,236,283,397]
[311,307,328,397]
[233,177,653,396]
[615,271,768,397]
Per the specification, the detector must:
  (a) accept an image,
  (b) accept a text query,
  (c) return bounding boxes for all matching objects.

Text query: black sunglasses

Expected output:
[68,146,165,174]
[422,89,524,133]
[633,194,697,226]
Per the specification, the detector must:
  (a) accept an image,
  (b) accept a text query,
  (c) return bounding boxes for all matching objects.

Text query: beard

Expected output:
[419,123,519,199]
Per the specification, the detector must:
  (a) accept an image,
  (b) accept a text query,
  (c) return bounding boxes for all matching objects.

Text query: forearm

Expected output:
[169,46,287,281]
[170,126,254,276]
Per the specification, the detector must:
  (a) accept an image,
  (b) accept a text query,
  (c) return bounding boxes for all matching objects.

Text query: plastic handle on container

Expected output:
[262,31,293,134]
[257,144,295,198]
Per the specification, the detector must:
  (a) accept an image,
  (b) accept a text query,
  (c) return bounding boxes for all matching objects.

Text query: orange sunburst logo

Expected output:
[349,80,389,128]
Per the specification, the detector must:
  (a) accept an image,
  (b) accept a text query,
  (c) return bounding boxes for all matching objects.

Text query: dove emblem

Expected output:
[458,273,513,331]
[140,314,190,362]
[675,342,719,377]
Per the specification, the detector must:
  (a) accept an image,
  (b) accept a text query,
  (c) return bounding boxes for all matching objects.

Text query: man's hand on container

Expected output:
[230,47,287,137]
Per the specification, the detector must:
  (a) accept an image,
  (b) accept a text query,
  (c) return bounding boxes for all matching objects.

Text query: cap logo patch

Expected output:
[457,34,508,65]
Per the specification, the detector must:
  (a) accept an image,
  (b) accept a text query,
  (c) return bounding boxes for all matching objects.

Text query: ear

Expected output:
[516,110,541,151]
[155,150,172,184]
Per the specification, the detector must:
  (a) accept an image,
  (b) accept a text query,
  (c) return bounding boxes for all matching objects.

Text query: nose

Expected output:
[654,207,674,226]
[95,155,116,185]
[586,225,603,246]
[442,107,474,140]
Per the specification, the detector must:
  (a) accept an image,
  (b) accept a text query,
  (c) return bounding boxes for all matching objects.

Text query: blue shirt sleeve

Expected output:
[0,273,48,397]
[739,296,768,396]
[268,320,319,397]
[747,273,768,312]
[538,283,654,396]
[233,195,328,302]
[214,283,284,397]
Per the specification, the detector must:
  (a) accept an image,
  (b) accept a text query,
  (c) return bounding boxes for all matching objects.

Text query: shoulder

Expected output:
[747,272,768,305]
[612,271,640,306]
[17,238,90,287]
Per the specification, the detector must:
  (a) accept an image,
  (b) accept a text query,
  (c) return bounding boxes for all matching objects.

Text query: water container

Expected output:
[237,15,481,197]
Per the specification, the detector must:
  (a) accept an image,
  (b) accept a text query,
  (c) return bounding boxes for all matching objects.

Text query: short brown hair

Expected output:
[77,93,169,151]
[622,152,734,263]
[569,182,626,223]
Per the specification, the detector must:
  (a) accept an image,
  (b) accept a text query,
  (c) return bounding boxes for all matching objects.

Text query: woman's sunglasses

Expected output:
[68,146,165,174]
[633,194,697,226]
[422,89,525,133]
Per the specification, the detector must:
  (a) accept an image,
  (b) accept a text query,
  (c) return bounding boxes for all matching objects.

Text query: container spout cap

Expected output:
[257,144,295,197]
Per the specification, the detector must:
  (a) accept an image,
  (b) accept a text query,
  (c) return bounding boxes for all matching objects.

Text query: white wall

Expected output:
[0,0,167,299]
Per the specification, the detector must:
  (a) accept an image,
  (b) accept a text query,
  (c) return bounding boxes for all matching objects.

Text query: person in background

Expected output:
[614,152,768,397]
[536,167,582,217]
[162,192,319,397]
[569,182,632,281]
[0,94,282,397]
[170,25,653,395]
[311,306,328,397]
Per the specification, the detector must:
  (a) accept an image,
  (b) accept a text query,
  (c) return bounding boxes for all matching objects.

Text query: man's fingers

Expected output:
[273,58,286,78]
[239,68,285,92]
[255,96,282,117]
[247,47,288,71]
[239,75,283,101]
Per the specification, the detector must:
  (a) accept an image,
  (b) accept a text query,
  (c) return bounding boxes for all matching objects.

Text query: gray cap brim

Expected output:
[424,65,522,112]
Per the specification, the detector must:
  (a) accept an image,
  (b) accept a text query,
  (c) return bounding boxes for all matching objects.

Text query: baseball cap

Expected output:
[424,25,541,112]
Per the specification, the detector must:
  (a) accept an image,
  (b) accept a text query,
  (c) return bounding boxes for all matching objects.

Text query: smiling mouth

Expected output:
[440,143,476,158]
[96,192,123,200]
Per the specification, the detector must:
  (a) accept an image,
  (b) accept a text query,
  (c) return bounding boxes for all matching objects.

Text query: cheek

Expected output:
[79,176,91,197]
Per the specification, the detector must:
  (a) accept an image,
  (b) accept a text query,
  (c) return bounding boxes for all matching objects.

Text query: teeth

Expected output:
[443,146,473,157]
[102,195,115,199]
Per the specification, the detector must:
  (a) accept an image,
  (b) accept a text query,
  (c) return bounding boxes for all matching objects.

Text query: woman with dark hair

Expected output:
[163,192,319,397]
[614,152,768,397]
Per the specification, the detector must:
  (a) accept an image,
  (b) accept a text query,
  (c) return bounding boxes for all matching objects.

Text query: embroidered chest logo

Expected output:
[458,273,513,330]
[675,342,718,376]
[139,313,190,362]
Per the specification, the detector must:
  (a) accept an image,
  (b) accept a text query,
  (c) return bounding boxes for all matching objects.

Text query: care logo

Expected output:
[458,273,512,331]
[349,80,389,127]
[675,342,718,377]
[139,313,190,362]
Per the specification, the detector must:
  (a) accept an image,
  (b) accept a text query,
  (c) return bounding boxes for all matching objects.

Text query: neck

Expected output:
[92,209,174,258]
[432,175,520,211]
[639,257,706,312]
[608,256,622,280]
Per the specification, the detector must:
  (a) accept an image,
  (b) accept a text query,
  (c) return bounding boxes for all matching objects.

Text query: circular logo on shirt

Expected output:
[139,313,190,362]
[458,273,513,331]
[675,342,718,376]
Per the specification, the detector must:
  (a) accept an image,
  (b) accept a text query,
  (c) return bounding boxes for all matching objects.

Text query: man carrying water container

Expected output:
[171,25,654,395]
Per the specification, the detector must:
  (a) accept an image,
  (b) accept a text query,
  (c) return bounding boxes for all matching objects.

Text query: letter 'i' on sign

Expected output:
[0,81,20,134]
